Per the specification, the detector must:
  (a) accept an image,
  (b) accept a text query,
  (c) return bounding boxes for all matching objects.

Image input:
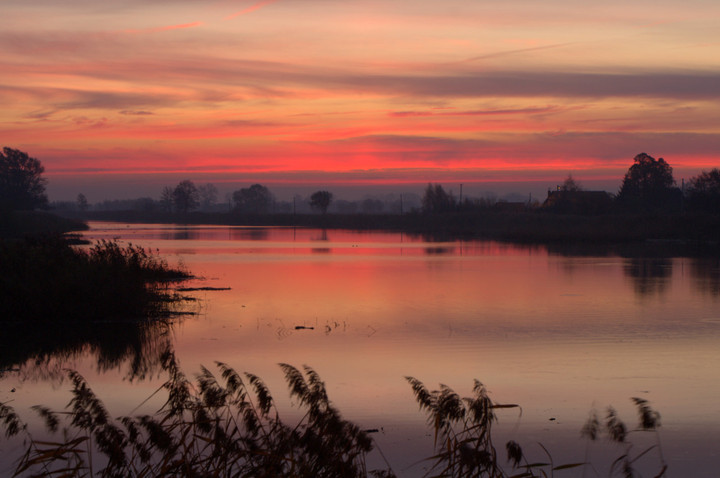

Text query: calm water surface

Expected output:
[2,222,719,476]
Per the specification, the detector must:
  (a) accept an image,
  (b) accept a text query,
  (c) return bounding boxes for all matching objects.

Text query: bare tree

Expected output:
[76,193,88,212]
[421,183,455,213]
[198,183,218,211]
[560,174,582,192]
[686,168,720,213]
[310,190,333,214]
[160,186,174,213]
[173,180,199,214]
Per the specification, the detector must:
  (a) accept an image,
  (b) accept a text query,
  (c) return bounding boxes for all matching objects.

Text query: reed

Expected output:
[0,362,668,478]
[1,354,383,477]
[0,237,190,323]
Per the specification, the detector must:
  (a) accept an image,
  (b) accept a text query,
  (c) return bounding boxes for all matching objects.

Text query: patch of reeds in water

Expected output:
[0,356,667,478]
[0,236,191,323]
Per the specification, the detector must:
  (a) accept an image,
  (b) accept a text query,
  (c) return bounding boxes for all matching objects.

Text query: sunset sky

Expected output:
[2,0,719,201]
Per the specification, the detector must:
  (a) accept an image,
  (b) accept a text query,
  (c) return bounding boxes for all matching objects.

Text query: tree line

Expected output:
[2,147,719,216]
[420,152,720,215]
[157,180,334,215]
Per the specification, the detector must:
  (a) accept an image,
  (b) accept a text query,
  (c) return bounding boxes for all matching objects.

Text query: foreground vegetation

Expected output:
[0,237,190,323]
[0,210,86,240]
[0,356,666,477]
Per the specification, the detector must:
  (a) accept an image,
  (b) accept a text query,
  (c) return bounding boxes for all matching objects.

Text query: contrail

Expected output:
[225,0,279,20]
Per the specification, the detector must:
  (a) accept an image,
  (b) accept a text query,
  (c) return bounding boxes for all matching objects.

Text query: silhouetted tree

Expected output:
[232,184,273,213]
[0,147,48,212]
[173,180,199,214]
[361,198,383,214]
[160,186,174,213]
[561,174,582,192]
[76,193,88,212]
[685,168,720,213]
[310,190,333,214]
[421,183,455,213]
[616,153,680,213]
[198,183,218,211]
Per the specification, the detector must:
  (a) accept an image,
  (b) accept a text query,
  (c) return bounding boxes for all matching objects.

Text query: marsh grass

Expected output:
[0,236,190,323]
[0,363,668,478]
[1,354,385,478]
[405,378,666,478]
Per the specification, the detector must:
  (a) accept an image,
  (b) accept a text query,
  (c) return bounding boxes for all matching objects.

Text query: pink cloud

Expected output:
[225,0,279,20]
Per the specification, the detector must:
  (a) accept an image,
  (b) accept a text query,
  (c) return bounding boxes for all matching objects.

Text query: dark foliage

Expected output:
[685,168,720,213]
[173,180,199,214]
[232,183,274,214]
[422,183,457,214]
[0,147,48,212]
[617,153,681,213]
[0,237,190,323]
[310,190,333,214]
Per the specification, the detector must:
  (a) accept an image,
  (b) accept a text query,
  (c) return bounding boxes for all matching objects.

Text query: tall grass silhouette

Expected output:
[0,237,190,322]
[1,359,667,477]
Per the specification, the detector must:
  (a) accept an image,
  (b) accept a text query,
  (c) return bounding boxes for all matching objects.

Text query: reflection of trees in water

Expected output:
[230,228,269,241]
[172,228,199,240]
[312,229,329,242]
[690,257,720,297]
[624,258,673,297]
[424,246,455,255]
[311,229,330,253]
[0,319,176,383]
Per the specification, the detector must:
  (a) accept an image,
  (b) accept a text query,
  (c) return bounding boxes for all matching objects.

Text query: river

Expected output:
[2,222,719,476]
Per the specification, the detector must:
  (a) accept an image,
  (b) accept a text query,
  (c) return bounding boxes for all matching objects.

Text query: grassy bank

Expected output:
[81,209,720,243]
[0,357,666,478]
[0,237,191,323]
[0,210,87,239]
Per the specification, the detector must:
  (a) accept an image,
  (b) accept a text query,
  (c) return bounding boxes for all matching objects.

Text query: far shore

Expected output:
[63,209,720,245]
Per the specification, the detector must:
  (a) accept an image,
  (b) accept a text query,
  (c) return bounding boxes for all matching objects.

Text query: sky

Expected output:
[2,0,720,202]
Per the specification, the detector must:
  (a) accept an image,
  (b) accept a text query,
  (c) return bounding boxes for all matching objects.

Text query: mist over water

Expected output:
[2,222,719,476]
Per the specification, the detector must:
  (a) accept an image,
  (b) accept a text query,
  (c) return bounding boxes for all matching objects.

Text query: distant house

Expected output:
[543,189,613,215]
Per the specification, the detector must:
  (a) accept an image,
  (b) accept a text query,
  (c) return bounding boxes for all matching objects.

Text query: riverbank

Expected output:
[75,209,720,244]
[0,210,87,239]
[0,236,191,324]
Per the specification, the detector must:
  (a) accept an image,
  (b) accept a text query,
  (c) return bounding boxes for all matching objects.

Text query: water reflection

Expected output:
[624,258,673,297]
[230,227,270,241]
[311,229,331,253]
[0,319,176,383]
[4,223,720,476]
[424,245,455,255]
[690,257,720,297]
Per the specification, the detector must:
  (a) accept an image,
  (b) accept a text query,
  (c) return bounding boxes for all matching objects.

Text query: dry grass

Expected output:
[1,364,667,478]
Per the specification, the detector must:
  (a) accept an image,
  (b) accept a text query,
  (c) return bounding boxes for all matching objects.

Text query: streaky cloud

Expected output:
[460,43,577,63]
[389,106,563,117]
[225,0,279,20]
[120,110,154,116]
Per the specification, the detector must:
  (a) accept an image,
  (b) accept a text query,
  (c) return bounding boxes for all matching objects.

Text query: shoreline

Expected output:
[67,209,720,245]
